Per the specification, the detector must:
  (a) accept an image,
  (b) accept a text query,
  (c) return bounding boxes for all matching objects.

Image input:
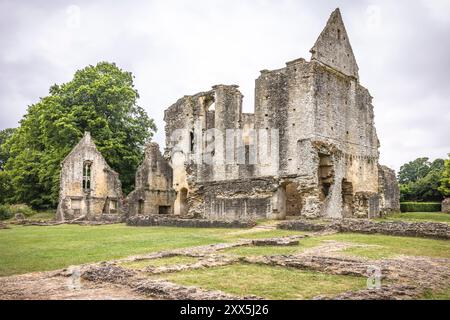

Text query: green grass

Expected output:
[160,263,366,299]
[0,224,231,276]
[121,256,198,269]
[324,233,450,260]
[225,233,450,260]
[0,224,303,277]
[378,212,450,225]
[421,286,450,300]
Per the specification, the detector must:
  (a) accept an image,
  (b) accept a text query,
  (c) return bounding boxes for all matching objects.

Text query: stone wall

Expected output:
[126,215,256,229]
[279,219,450,239]
[127,142,176,216]
[378,165,401,214]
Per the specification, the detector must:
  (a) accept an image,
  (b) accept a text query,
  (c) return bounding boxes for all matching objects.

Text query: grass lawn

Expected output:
[377,212,450,224]
[421,286,450,300]
[324,233,450,260]
[160,263,366,299]
[0,224,302,277]
[224,233,450,260]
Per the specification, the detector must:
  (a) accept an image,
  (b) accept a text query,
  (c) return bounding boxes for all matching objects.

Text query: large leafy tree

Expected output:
[398,157,432,184]
[3,62,156,208]
[398,157,445,202]
[0,128,15,170]
[438,154,450,197]
[0,128,16,204]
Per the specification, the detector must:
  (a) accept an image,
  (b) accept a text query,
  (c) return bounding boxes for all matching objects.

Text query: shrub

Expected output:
[0,205,13,220]
[0,204,37,220]
[400,202,442,212]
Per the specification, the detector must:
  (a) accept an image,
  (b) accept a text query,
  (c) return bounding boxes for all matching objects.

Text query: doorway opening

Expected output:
[179,188,188,216]
[284,181,303,216]
[318,153,334,200]
[138,199,145,215]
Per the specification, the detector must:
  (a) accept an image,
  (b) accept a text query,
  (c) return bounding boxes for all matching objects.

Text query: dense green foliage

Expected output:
[398,157,446,202]
[0,128,15,170]
[400,202,442,212]
[438,155,450,196]
[0,204,36,220]
[0,62,156,208]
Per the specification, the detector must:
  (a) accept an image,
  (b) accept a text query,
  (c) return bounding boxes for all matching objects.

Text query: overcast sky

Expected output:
[0,0,449,171]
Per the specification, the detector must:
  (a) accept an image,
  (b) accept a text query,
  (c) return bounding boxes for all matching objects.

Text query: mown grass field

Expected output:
[379,212,450,224]
[0,223,301,276]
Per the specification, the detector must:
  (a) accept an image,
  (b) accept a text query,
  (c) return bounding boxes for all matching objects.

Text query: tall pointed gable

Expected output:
[310,8,359,79]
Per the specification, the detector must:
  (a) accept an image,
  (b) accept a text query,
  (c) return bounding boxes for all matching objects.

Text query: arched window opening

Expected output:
[82,161,92,191]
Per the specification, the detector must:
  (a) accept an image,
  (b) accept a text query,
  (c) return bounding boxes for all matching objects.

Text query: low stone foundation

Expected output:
[126,215,256,229]
[0,222,9,229]
[82,264,260,300]
[278,219,450,239]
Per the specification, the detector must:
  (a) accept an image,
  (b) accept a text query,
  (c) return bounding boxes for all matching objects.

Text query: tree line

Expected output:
[398,156,450,202]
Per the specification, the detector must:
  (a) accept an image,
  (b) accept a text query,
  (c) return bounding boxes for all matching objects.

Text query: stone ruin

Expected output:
[56,132,123,221]
[57,9,400,222]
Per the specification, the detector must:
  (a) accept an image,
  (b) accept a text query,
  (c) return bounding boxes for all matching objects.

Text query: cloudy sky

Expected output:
[0,0,449,171]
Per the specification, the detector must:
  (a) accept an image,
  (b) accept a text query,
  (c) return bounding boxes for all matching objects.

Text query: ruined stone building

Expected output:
[58,9,400,222]
[56,132,123,221]
[159,8,399,220]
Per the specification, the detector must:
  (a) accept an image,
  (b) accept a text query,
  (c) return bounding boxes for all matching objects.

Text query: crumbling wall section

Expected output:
[127,143,176,216]
[378,165,400,215]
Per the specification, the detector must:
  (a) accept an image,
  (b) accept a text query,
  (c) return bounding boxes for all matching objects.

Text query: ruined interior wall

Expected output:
[197,177,281,220]
[127,143,176,216]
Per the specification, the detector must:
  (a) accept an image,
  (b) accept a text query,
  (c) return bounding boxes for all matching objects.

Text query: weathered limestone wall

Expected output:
[378,165,401,214]
[127,143,176,216]
[195,177,283,220]
[56,132,123,221]
[127,215,256,229]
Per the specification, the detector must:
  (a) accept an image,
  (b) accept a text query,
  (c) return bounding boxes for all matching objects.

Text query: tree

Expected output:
[3,62,156,208]
[439,154,450,197]
[0,128,15,170]
[398,157,445,202]
[398,157,431,184]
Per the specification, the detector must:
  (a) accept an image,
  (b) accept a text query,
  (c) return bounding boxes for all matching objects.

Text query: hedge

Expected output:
[400,202,442,212]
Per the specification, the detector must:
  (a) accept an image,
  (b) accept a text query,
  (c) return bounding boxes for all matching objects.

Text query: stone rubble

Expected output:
[81,264,261,300]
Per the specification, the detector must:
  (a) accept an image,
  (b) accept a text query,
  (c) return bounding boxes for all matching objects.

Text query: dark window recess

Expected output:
[159,206,170,215]
[138,199,145,215]
[82,161,92,191]
[189,131,194,152]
